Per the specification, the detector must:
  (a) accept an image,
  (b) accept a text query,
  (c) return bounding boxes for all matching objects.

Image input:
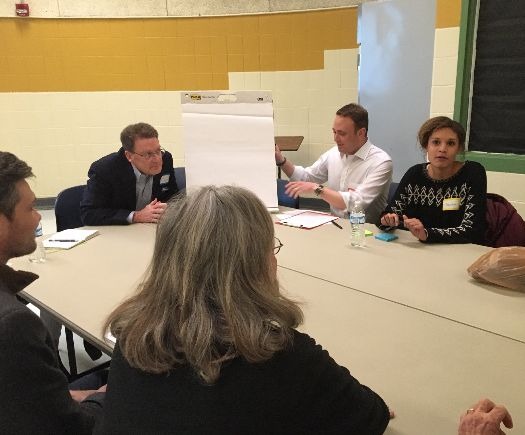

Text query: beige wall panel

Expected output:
[1,0,365,18]
[58,0,168,17]
[269,0,365,12]
[429,27,459,117]
[433,27,460,58]
[430,85,455,117]
[432,56,458,86]
[487,171,525,201]
[168,0,271,17]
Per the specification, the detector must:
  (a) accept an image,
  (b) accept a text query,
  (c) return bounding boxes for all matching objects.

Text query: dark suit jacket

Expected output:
[80,148,178,225]
[0,265,104,435]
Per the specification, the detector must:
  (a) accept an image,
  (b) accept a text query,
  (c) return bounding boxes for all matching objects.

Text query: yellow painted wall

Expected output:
[0,9,357,93]
[435,0,461,28]
[0,8,360,197]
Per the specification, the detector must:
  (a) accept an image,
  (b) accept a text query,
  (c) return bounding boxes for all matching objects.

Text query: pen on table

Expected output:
[331,220,343,229]
[47,239,78,242]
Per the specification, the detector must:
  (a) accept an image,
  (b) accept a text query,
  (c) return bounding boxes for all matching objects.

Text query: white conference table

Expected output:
[275,217,525,343]
[281,268,525,435]
[12,221,525,434]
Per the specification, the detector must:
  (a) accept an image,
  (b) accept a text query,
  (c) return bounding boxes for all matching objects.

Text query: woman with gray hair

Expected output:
[96,185,390,434]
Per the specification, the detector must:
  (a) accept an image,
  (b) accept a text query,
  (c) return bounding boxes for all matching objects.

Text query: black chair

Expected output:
[388,182,399,204]
[174,167,186,191]
[277,179,299,209]
[55,185,85,232]
[54,185,106,380]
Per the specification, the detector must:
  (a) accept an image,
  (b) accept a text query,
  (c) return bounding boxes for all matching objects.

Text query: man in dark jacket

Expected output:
[0,151,104,434]
[80,122,178,226]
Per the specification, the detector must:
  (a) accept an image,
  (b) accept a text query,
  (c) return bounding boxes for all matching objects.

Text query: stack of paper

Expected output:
[276,210,338,229]
[43,229,99,250]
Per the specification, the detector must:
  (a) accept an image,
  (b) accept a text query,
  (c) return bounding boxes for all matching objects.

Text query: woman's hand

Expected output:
[380,213,400,227]
[402,215,427,241]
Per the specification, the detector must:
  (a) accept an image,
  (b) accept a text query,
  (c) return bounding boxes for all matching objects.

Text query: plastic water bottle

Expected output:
[29,221,46,263]
[349,197,366,247]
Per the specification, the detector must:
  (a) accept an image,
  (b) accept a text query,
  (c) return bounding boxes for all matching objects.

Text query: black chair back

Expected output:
[174,167,186,191]
[55,185,86,231]
[388,182,399,204]
[277,179,299,209]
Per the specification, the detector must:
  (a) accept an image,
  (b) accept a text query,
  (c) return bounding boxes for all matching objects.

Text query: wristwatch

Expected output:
[314,184,324,196]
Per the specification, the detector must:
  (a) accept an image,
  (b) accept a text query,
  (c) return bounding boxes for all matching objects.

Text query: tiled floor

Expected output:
[31,209,111,375]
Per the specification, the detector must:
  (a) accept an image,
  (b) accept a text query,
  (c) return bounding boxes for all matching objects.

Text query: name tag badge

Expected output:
[443,197,460,211]
[160,174,170,185]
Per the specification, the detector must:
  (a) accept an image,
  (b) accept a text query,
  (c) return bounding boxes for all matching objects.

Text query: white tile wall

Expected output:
[429,27,459,117]
[0,91,185,197]
[487,171,525,217]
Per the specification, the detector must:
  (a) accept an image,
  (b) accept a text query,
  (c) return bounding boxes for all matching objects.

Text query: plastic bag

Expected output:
[468,247,525,292]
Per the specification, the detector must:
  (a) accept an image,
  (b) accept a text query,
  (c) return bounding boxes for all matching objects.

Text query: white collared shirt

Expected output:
[289,140,393,222]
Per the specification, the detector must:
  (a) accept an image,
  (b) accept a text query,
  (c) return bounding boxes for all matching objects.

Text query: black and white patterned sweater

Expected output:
[381,161,487,244]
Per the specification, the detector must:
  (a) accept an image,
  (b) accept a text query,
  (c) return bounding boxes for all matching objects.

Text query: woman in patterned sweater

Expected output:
[380,117,487,244]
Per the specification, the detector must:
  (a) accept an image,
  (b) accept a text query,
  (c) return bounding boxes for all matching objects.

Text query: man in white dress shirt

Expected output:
[275,103,392,223]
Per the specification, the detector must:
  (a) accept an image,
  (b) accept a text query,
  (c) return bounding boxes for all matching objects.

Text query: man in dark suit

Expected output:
[0,151,104,434]
[81,122,178,226]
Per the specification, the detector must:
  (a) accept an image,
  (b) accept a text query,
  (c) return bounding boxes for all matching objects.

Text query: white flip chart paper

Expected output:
[181,91,277,209]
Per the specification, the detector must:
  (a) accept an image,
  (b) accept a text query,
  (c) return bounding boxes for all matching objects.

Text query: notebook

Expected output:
[43,229,99,250]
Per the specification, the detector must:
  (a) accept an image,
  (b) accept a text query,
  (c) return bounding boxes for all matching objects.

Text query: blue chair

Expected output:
[277,179,299,208]
[174,167,186,191]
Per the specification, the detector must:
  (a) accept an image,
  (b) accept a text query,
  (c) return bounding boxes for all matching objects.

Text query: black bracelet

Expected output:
[276,156,287,167]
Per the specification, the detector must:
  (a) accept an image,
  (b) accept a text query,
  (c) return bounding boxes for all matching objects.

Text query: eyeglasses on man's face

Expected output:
[273,237,283,255]
[130,148,165,160]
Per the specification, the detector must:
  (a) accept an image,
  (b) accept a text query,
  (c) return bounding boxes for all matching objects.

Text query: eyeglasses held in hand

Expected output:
[130,148,165,160]
[273,237,283,255]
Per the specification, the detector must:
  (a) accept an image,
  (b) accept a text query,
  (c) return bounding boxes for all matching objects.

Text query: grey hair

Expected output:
[105,185,303,383]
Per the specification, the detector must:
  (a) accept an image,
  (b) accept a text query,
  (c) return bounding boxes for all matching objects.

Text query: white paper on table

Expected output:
[276,210,338,229]
[43,229,99,249]
[181,91,278,209]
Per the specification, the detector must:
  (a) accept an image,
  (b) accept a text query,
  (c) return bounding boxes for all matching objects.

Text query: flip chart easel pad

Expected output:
[182,92,277,208]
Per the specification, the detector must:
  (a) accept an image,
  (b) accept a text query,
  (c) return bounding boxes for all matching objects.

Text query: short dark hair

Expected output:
[418,117,466,151]
[0,151,34,219]
[120,123,159,152]
[336,103,368,132]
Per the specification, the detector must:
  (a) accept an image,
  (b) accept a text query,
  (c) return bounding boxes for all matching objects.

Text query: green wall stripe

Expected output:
[454,0,477,126]
[466,152,525,174]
